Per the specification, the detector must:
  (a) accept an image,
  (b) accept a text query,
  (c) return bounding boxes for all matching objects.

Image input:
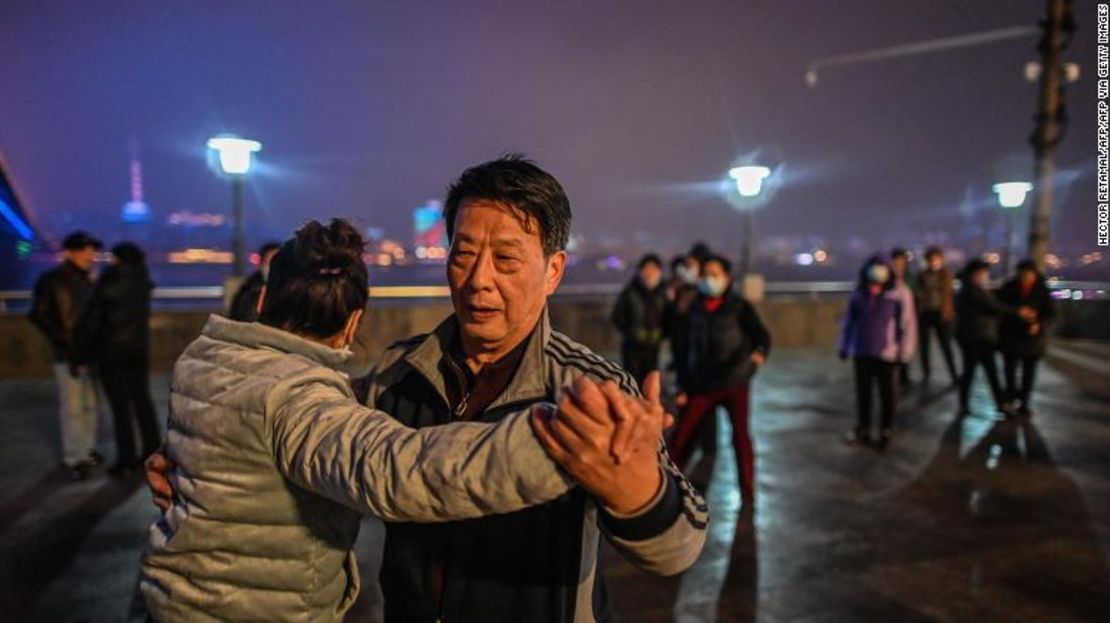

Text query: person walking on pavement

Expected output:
[998,258,1055,417]
[228,241,281,322]
[71,242,160,474]
[915,246,960,386]
[890,248,919,387]
[611,253,669,385]
[839,255,917,450]
[668,254,770,505]
[28,231,103,479]
[955,259,1034,418]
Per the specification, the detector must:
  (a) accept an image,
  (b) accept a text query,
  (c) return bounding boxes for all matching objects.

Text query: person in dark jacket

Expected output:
[71,242,159,473]
[228,241,282,321]
[998,259,1055,417]
[28,231,103,479]
[610,253,669,385]
[915,246,959,385]
[955,259,1034,417]
[668,254,770,505]
[838,256,917,449]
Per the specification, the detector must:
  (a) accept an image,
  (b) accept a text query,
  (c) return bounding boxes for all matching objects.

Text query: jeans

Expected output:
[1003,354,1039,409]
[958,340,1006,411]
[853,357,898,433]
[52,363,99,467]
[668,385,754,500]
[99,353,161,466]
[918,310,958,382]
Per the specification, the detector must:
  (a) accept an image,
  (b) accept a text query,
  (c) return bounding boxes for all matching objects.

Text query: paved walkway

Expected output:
[1,343,1109,622]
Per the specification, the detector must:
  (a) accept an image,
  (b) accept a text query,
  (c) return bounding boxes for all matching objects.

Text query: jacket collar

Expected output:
[405,307,553,411]
[202,314,353,371]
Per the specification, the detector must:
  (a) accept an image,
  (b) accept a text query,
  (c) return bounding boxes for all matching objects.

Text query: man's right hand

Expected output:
[145,451,174,512]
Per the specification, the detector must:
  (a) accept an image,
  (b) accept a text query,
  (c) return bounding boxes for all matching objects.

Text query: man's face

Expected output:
[639,263,662,288]
[892,256,907,277]
[447,199,566,355]
[67,247,97,271]
[927,254,943,271]
[1019,268,1037,287]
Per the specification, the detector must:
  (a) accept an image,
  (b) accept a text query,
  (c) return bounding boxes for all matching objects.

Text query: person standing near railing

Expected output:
[28,231,104,479]
[997,259,1055,417]
[228,241,282,322]
[70,242,160,475]
[915,246,959,386]
[610,253,669,385]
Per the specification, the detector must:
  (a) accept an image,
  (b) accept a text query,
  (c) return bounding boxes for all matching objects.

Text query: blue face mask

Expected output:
[698,276,728,297]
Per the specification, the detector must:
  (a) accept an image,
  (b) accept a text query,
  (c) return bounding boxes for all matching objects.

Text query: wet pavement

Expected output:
[1,342,1109,622]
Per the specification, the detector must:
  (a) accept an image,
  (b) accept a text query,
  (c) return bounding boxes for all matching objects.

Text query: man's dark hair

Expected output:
[703,253,732,275]
[259,241,282,257]
[259,219,368,338]
[688,242,712,263]
[924,246,943,260]
[1016,258,1040,274]
[670,254,687,271]
[111,242,146,267]
[62,231,102,251]
[638,253,663,270]
[443,154,572,256]
[960,258,990,280]
[891,247,910,260]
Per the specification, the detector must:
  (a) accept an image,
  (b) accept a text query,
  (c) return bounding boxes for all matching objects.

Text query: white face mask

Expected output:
[698,276,729,297]
[866,264,890,284]
[676,264,698,285]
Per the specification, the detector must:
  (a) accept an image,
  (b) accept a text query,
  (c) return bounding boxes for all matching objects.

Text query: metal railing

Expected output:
[2,280,1106,314]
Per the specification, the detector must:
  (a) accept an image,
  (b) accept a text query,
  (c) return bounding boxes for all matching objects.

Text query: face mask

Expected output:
[866,264,890,284]
[676,264,698,285]
[698,276,728,297]
[641,274,661,290]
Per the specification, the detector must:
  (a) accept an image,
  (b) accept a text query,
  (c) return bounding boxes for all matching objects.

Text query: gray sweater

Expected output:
[140,315,571,622]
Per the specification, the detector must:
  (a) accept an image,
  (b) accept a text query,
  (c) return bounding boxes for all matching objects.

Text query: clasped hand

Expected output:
[531,371,672,515]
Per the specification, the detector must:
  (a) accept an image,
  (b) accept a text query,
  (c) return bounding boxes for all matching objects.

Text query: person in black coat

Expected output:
[71,242,160,473]
[610,253,669,385]
[954,259,1034,418]
[668,254,770,505]
[997,259,1055,417]
[228,241,282,322]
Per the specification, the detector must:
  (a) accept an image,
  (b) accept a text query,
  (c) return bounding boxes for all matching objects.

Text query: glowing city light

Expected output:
[207,136,262,176]
[992,182,1033,209]
[728,165,772,197]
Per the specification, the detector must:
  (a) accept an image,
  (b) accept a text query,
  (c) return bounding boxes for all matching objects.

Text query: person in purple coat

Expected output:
[839,255,917,450]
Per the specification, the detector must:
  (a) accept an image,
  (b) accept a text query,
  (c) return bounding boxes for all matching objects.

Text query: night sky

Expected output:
[0,0,1101,260]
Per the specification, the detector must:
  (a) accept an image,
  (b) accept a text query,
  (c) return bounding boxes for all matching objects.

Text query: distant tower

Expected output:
[120,143,151,224]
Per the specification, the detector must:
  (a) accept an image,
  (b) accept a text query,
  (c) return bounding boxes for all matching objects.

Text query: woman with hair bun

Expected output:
[140,219,652,623]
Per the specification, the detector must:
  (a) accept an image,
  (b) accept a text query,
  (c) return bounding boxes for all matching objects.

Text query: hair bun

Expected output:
[294,219,365,278]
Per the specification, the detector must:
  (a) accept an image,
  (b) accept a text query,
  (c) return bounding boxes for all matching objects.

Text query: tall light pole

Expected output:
[207,135,261,277]
[728,165,771,277]
[1027,0,1075,271]
[993,181,1033,273]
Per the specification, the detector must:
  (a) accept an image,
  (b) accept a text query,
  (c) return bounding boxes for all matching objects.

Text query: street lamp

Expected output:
[728,165,772,279]
[993,181,1032,273]
[207,135,261,277]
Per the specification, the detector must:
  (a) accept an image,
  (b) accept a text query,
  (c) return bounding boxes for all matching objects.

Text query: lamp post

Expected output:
[728,165,771,278]
[207,135,262,277]
[993,181,1033,273]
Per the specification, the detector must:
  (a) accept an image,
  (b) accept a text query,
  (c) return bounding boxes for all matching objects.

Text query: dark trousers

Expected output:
[1003,354,1039,408]
[853,357,898,433]
[957,340,1006,411]
[668,385,754,500]
[621,343,660,387]
[99,353,161,466]
[919,310,958,382]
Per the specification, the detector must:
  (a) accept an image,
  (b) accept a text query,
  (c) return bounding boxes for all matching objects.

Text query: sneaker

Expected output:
[87,450,105,466]
[999,402,1020,420]
[844,429,871,445]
